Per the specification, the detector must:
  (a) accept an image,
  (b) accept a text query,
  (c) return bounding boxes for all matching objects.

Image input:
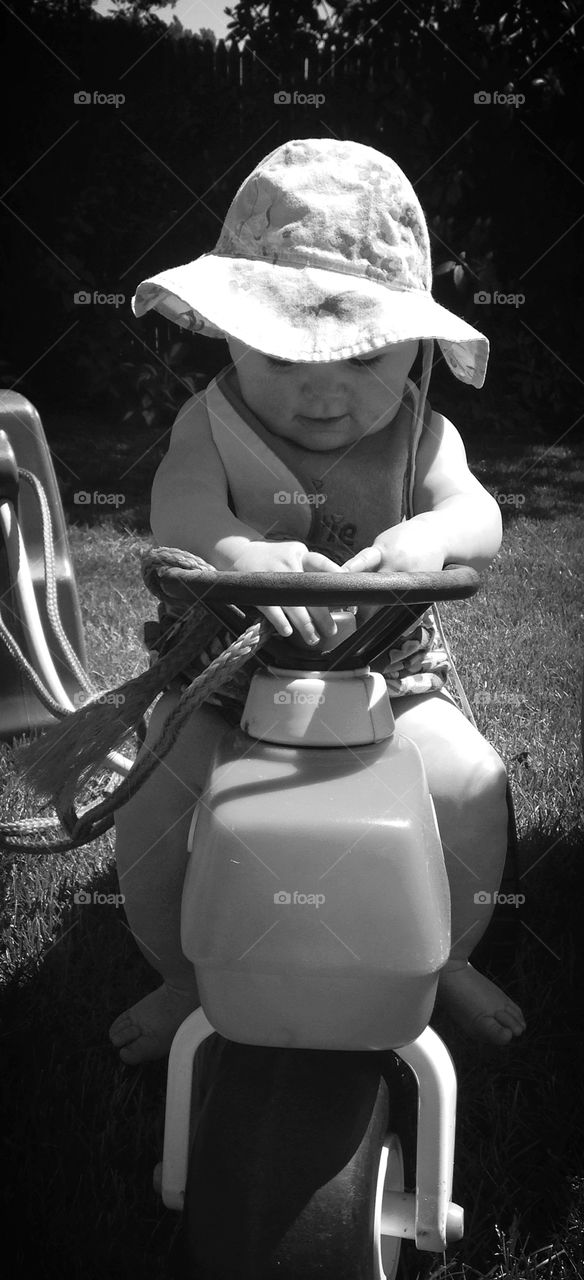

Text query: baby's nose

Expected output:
[301,364,350,401]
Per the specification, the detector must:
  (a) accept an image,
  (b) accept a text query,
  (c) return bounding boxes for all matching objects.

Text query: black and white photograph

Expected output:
[1,2,583,1276]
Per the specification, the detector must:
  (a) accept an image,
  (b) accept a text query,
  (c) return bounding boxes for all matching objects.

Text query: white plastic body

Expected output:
[182,726,450,1050]
[242,666,395,746]
[161,1010,463,1251]
[162,631,462,1247]
[161,1007,215,1212]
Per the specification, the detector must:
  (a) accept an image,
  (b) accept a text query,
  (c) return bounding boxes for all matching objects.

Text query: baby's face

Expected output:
[227,338,419,452]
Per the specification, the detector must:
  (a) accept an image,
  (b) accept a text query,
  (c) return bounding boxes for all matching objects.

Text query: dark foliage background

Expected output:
[2,0,583,439]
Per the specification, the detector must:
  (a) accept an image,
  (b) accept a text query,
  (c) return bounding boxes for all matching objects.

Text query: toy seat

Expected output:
[0,392,87,740]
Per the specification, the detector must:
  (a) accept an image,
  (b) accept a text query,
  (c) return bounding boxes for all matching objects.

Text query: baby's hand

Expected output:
[344,517,445,576]
[342,521,444,624]
[232,541,342,647]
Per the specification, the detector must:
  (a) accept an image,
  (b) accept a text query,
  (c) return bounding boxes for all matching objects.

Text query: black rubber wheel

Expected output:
[177,1038,404,1280]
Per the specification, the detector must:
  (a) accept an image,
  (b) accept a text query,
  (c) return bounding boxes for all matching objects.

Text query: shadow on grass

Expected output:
[1,863,177,1280]
[433,824,584,1272]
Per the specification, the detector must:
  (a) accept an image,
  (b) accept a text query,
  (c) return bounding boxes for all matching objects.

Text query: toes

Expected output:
[109,1019,141,1048]
[120,1042,147,1066]
[109,1013,130,1034]
[494,1006,526,1035]
[472,1013,513,1043]
[472,1007,525,1043]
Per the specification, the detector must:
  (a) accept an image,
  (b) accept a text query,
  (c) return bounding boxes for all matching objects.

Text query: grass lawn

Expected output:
[1,408,583,1279]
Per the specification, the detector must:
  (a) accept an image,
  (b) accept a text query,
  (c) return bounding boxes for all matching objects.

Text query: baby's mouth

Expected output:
[298,413,350,425]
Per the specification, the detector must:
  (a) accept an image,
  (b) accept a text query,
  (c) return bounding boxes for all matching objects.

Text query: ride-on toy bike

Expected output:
[156,565,479,1280]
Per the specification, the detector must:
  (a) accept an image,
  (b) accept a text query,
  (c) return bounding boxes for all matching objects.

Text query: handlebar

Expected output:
[173,565,479,607]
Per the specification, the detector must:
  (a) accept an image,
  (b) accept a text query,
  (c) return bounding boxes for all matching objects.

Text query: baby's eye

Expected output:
[265,354,385,370]
[349,354,385,368]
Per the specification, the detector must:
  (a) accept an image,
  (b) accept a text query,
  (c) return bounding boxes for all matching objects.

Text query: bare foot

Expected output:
[109,982,200,1064]
[437,961,526,1044]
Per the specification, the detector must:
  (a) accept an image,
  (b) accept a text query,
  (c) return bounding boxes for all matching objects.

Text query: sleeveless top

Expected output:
[146,366,449,713]
[205,364,420,562]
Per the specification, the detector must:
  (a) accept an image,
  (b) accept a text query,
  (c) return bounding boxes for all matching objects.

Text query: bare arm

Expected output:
[150,396,342,642]
[150,397,267,569]
[409,411,502,570]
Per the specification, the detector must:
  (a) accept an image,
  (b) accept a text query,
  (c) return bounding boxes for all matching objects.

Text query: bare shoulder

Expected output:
[153,388,223,496]
[420,409,468,459]
[167,391,210,447]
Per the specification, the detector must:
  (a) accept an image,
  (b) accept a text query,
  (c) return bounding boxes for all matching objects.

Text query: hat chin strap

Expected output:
[412,338,434,458]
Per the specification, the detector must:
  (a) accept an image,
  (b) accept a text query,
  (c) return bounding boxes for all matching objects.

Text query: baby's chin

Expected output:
[277,417,393,449]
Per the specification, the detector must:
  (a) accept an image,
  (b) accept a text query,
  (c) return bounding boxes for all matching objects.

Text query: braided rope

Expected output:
[66,615,272,846]
[1,593,272,852]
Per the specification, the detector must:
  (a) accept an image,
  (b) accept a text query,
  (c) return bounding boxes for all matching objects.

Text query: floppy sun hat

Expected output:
[132,137,489,389]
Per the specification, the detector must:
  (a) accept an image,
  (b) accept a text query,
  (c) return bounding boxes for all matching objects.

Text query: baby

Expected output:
[110,138,525,1065]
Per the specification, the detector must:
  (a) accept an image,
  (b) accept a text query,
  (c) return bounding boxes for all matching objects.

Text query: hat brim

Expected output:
[132,254,489,388]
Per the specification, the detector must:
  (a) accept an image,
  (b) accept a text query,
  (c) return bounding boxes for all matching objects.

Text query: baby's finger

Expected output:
[341,545,382,574]
[307,606,338,639]
[258,605,293,637]
[303,551,343,574]
[282,607,321,647]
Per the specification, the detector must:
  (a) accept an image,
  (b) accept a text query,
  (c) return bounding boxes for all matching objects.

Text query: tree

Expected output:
[108,0,178,14]
[225,1,329,47]
[225,0,583,80]
[14,0,177,16]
